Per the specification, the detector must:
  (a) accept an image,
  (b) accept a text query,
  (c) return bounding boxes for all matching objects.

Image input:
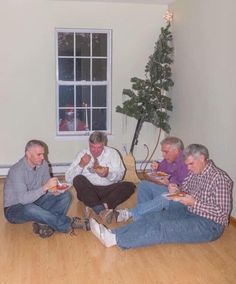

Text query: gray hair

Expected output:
[161,136,184,151]
[183,144,209,160]
[25,140,45,153]
[89,131,107,145]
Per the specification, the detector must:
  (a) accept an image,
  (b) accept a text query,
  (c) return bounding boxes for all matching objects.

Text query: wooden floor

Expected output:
[1,178,236,284]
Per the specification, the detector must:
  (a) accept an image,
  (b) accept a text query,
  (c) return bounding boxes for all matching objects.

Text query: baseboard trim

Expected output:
[0,160,150,177]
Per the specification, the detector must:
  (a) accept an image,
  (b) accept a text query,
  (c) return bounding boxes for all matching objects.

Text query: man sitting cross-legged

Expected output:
[4,140,90,239]
[65,131,135,224]
[115,136,188,222]
[90,144,233,249]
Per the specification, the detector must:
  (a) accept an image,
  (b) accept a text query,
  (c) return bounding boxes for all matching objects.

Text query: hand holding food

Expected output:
[158,175,169,185]
[151,161,159,171]
[94,164,109,177]
[48,179,72,194]
[43,177,58,192]
[168,183,179,193]
[177,194,196,206]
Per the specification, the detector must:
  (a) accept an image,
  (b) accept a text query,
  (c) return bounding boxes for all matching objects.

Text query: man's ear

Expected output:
[199,154,205,162]
[25,150,30,159]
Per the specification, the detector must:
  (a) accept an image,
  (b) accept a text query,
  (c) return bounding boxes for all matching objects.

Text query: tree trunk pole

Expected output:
[130,118,143,154]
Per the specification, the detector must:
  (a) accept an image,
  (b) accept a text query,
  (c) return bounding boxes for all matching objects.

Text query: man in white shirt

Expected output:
[66,131,135,223]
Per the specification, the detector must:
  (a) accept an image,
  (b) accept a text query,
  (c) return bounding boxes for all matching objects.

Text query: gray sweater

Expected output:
[4,157,50,207]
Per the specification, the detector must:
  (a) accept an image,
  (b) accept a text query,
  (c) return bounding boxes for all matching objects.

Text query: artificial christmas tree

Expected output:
[116,21,174,155]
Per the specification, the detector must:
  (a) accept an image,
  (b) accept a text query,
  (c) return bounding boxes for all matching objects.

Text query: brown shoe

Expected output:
[99,209,114,224]
[71,217,90,231]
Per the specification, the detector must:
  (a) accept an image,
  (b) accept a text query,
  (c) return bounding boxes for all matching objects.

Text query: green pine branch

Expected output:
[116,23,174,154]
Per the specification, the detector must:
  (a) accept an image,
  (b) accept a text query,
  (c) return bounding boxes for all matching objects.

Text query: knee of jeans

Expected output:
[24,203,38,214]
[139,180,149,188]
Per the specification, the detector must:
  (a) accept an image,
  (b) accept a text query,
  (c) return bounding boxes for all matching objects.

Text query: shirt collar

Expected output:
[23,156,41,172]
[197,159,212,176]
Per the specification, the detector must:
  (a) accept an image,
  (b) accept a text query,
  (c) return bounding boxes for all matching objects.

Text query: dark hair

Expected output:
[25,140,45,153]
[161,136,184,151]
[183,144,209,160]
[89,131,107,145]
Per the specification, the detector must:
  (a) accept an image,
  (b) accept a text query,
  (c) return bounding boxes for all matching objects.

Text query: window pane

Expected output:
[77,109,89,130]
[76,58,90,81]
[92,59,107,81]
[76,33,90,56]
[92,86,106,107]
[92,109,106,130]
[76,86,90,107]
[59,86,74,107]
[59,58,74,81]
[58,32,74,56]
[76,109,87,131]
[92,33,107,57]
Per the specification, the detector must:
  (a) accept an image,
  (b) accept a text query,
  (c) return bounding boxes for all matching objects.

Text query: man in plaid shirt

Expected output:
[89,144,233,249]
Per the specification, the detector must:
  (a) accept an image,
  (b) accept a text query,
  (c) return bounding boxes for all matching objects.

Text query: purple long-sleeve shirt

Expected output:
[158,152,188,185]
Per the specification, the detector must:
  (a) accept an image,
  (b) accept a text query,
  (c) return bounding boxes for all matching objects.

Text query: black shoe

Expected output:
[71,217,90,231]
[32,222,54,238]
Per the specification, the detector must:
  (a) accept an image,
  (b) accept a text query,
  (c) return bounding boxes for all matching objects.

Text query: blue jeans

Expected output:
[131,180,177,220]
[4,191,72,233]
[113,206,224,249]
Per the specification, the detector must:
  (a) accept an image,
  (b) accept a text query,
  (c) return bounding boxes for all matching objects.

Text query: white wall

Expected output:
[0,0,168,167]
[170,0,236,217]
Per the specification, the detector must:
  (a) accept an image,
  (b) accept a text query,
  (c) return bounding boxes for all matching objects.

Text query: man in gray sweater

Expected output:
[4,139,89,238]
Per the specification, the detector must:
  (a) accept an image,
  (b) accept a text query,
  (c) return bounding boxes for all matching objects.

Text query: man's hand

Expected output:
[177,195,196,206]
[94,165,109,177]
[159,176,169,185]
[151,161,159,171]
[79,153,91,168]
[168,183,179,193]
[43,177,58,192]
[170,194,196,206]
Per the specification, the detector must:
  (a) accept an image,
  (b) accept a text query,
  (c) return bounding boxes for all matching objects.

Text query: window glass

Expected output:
[92,86,107,107]
[92,33,107,56]
[92,59,107,81]
[76,33,90,56]
[58,32,74,56]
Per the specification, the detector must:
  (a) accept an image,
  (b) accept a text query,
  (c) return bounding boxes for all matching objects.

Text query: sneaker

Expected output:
[89,218,116,248]
[99,209,114,224]
[115,209,131,223]
[71,217,90,231]
[32,222,54,238]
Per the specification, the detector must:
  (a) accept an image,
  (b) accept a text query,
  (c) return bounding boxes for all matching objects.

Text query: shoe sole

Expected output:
[39,227,54,238]
[32,222,40,234]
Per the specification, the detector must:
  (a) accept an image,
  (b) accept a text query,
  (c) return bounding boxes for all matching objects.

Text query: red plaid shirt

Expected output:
[181,160,233,226]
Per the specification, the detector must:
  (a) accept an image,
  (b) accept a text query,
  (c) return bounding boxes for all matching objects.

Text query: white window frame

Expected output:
[55,28,112,137]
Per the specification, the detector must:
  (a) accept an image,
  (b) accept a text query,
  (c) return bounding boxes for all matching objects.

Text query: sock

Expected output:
[92,204,105,215]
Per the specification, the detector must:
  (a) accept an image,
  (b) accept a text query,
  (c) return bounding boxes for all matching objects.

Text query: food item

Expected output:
[50,183,70,191]
[93,165,103,170]
[166,192,186,198]
[157,171,168,176]
[56,183,69,190]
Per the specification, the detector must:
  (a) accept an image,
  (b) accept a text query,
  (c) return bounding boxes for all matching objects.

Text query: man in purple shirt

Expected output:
[115,137,188,222]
